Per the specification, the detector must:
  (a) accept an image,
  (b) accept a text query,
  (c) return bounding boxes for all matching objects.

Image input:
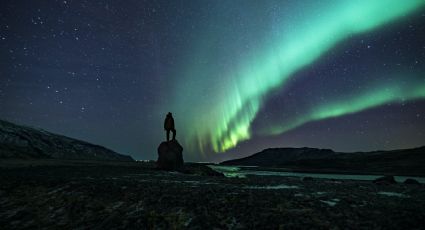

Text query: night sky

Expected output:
[1,0,425,162]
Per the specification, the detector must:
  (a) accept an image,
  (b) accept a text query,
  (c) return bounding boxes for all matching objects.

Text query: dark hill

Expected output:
[277,146,425,176]
[221,146,425,176]
[0,120,133,161]
[221,147,337,167]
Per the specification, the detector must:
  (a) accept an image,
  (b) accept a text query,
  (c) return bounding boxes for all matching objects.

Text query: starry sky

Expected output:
[1,0,425,162]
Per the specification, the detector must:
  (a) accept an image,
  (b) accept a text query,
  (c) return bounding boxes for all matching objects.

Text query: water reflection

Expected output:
[208,165,425,183]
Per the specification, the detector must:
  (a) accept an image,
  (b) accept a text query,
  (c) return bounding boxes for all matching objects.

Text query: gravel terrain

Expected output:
[1,160,424,229]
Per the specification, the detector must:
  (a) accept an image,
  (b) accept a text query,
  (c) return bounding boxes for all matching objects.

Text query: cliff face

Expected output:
[0,120,133,161]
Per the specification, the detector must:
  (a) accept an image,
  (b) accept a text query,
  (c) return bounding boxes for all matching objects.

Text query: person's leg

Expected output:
[166,129,170,141]
[172,128,176,140]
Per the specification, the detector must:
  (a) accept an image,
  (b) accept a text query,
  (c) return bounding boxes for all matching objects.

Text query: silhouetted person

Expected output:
[164,112,176,141]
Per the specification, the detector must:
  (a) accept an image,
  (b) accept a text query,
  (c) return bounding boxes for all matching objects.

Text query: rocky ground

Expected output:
[1,160,424,229]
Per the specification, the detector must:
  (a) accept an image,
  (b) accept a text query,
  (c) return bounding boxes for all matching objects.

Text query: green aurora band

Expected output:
[173,0,425,154]
[265,79,425,135]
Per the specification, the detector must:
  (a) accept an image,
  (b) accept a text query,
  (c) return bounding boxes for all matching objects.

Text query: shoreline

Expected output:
[215,164,425,177]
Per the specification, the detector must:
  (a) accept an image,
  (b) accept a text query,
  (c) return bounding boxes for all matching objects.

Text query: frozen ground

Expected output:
[0,160,424,229]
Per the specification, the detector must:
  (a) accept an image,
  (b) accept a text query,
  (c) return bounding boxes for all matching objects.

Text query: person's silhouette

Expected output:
[164,112,176,141]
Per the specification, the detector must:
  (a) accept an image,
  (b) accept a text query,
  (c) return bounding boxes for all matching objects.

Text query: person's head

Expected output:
[167,112,172,117]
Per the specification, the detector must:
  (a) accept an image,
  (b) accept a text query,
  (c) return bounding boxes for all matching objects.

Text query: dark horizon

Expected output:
[1,117,424,164]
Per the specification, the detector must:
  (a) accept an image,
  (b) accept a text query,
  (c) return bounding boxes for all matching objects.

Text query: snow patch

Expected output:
[244,184,299,189]
[377,192,409,198]
[320,198,340,207]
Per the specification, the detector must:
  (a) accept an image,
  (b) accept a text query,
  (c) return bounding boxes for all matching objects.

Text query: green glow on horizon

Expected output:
[174,0,425,154]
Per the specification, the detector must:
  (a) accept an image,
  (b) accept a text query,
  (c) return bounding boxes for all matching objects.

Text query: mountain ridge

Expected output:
[0,119,133,161]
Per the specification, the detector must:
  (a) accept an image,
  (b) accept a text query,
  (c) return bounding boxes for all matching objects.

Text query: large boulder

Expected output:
[157,140,184,170]
[373,175,396,185]
[182,163,224,177]
[404,178,420,185]
[302,176,314,182]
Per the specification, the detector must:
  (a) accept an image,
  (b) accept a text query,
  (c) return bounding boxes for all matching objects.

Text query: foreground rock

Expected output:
[373,175,396,185]
[183,163,224,177]
[404,178,420,185]
[157,140,184,170]
[302,176,314,182]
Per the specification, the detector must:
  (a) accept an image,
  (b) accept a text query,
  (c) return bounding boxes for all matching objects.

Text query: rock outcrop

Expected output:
[302,176,314,182]
[373,176,396,185]
[0,119,133,161]
[157,140,184,170]
[183,163,224,177]
[404,178,420,185]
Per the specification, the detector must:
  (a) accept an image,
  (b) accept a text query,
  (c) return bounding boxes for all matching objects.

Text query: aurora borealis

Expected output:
[1,0,425,161]
[172,0,425,155]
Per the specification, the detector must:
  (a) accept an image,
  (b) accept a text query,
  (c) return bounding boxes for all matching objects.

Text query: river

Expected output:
[208,165,425,183]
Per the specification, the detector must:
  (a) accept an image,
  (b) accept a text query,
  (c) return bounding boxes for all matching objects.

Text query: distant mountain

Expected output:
[221,146,425,176]
[0,120,133,161]
[276,146,425,176]
[221,147,337,167]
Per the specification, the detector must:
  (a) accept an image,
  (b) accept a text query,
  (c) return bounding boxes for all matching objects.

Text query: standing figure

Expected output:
[164,112,176,141]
